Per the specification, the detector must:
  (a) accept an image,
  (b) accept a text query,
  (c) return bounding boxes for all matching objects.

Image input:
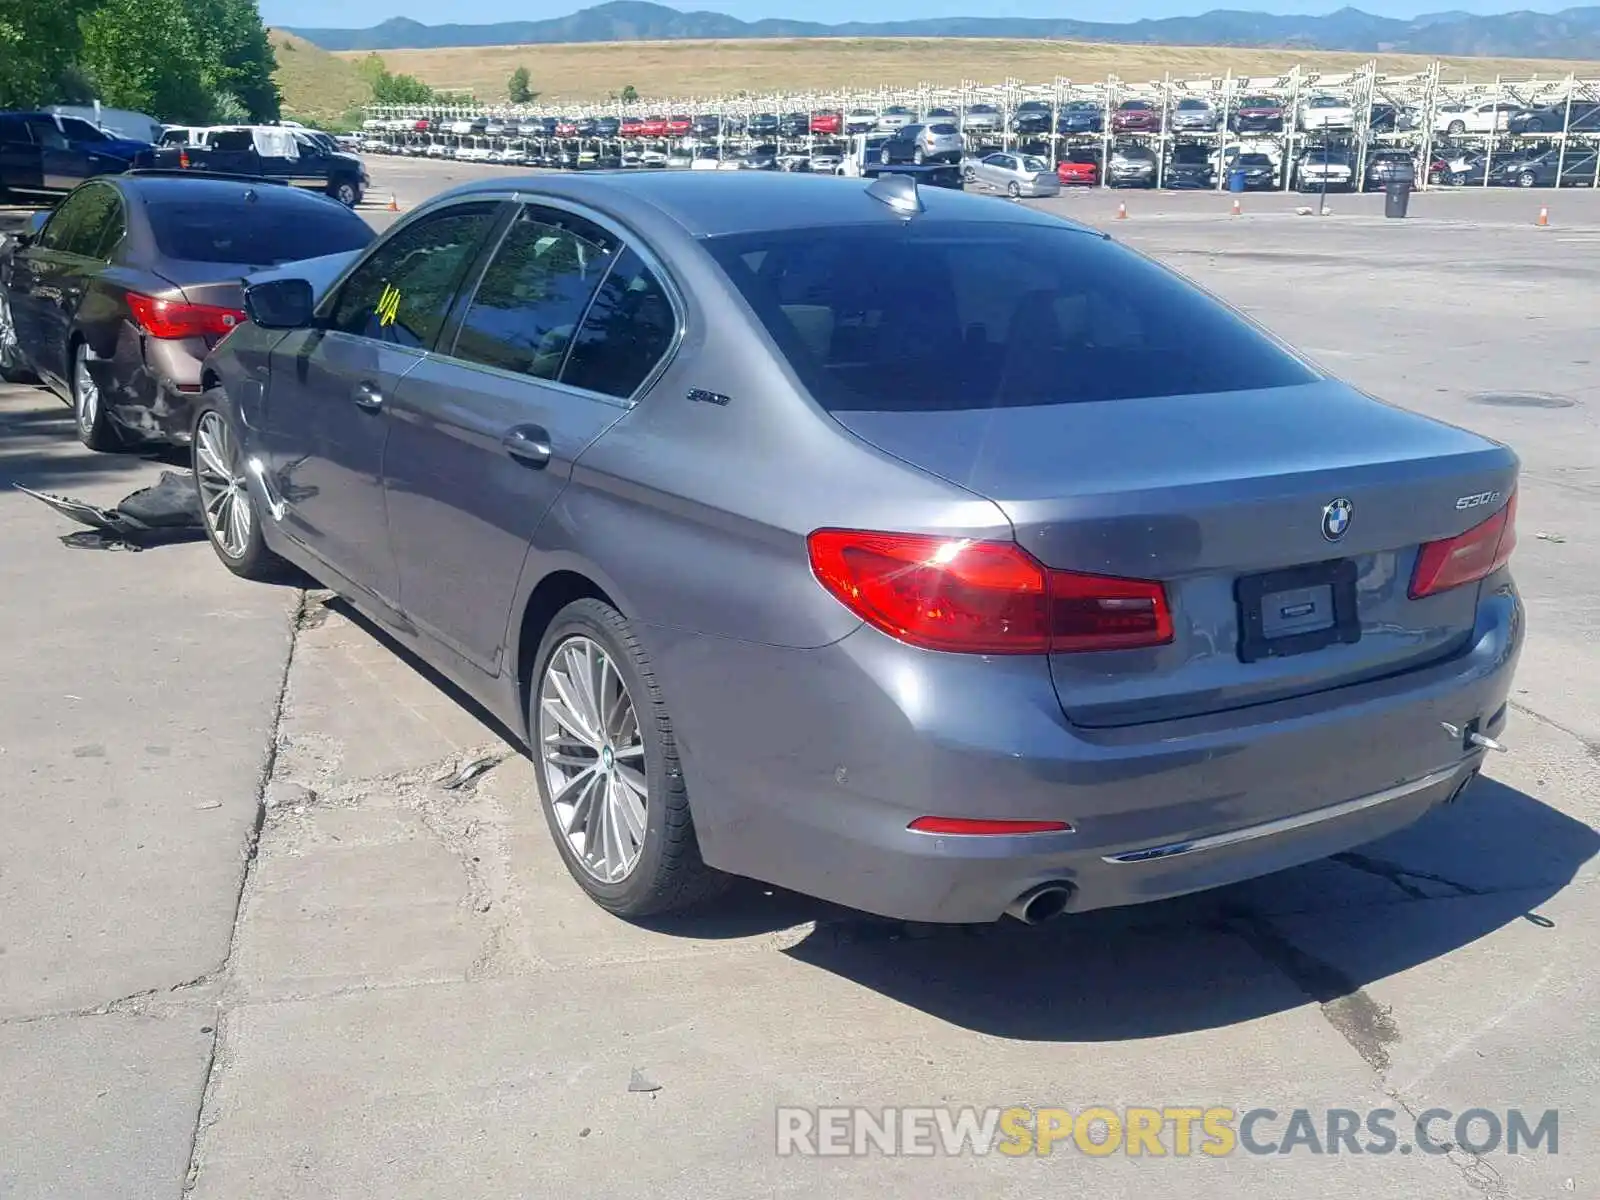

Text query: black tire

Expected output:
[529,598,727,919]
[1007,181,1021,198]
[962,166,976,182]
[329,178,360,207]
[1448,121,1466,136]
[70,338,122,452]
[191,396,288,581]
[1519,171,1537,189]
[912,148,925,164]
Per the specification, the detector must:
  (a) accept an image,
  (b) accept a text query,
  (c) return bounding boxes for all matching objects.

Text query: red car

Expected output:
[1057,155,1099,186]
[1111,99,1161,133]
[618,117,643,138]
[811,110,842,135]
[413,118,431,132]
[638,115,669,137]
[665,114,692,136]
[555,119,580,137]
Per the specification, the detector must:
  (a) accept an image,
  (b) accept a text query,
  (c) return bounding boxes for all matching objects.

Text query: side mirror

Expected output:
[10,210,50,248]
[244,277,316,330]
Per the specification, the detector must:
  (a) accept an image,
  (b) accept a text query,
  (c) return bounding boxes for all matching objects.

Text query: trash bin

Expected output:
[1385,179,1411,218]
[1228,168,1246,193]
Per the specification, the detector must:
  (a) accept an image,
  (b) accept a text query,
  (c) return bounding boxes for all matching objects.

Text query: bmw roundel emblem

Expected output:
[1321,498,1354,542]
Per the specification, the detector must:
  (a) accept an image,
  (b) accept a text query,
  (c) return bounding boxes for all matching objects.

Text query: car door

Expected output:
[383,203,679,673]
[10,184,113,386]
[0,114,43,195]
[23,116,77,191]
[259,199,504,608]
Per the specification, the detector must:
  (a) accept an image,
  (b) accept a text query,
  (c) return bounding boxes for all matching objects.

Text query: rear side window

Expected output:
[449,206,615,380]
[560,249,677,399]
[704,222,1316,413]
[148,194,373,265]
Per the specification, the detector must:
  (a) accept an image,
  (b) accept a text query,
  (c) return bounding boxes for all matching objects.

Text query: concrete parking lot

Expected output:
[2,160,1597,1199]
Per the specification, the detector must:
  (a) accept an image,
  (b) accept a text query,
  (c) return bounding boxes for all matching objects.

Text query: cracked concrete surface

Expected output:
[4,175,1599,1198]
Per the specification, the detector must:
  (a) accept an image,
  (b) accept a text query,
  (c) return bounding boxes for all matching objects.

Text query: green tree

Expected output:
[188,0,281,121]
[619,83,638,103]
[79,0,212,121]
[356,52,388,92]
[0,0,95,109]
[372,71,434,105]
[507,65,533,104]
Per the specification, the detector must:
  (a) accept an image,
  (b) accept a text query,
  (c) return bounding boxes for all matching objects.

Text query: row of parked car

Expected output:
[1,111,369,205]
[371,94,1600,143]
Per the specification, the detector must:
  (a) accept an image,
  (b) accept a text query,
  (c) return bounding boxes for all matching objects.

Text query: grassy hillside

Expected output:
[271,30,371,126]
[330,36,1600,104]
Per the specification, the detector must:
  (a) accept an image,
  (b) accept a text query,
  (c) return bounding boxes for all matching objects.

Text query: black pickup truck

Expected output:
[144,126,369,207]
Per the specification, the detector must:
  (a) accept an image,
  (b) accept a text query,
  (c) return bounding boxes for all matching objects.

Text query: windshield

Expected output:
[1238,154,1273,166]
[703,222,1314,413]
[147,195,373,266]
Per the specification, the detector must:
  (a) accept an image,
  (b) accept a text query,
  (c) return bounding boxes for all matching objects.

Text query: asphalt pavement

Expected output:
[1,160,1596,1199]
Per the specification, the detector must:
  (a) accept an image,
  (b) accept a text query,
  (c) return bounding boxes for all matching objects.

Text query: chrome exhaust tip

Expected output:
[1004,882,1075,925]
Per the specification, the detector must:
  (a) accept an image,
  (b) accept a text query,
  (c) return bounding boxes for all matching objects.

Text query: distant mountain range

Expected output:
[286,1,1600,59]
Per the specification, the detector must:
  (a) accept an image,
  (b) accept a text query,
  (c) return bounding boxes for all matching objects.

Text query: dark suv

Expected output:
[0,111,151,201]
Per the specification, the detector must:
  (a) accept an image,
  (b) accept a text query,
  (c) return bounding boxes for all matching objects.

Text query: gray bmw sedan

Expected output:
[195,171,1522,925]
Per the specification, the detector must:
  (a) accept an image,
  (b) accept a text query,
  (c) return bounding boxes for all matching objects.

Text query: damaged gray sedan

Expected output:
[0,171,372,450]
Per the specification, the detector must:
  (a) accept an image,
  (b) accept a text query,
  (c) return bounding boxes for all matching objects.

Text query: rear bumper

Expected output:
[648,584,1522,923]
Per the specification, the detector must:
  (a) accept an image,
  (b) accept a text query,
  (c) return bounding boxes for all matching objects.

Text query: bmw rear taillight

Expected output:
[806,529,1173,655]
[1409,491,1517,599]
[126,293,246,340]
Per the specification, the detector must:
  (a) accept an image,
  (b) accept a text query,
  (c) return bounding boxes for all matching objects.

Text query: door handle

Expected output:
[352,380,384,412]
[502,424,552,468]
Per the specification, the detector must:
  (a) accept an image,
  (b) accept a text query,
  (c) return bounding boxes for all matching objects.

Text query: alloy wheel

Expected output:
[538,635,648,884]
[0,293,18,361]
[73,344,99,435]
[195,411,253,559]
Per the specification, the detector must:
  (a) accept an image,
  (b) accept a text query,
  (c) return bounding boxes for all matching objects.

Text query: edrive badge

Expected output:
[1321,497,1353,542]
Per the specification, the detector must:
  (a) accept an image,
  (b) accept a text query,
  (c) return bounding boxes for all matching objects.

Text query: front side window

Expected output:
[57,117,107,142]
[449,206,616,379]
[328,202,499,348]
[26,117,68,150]
[704,222,1317,414]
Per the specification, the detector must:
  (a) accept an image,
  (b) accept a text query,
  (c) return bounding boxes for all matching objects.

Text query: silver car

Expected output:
[962,103,1004,133]
[1169,98,1217,131]
[200,171,1521,927]
[965,151,1062,197]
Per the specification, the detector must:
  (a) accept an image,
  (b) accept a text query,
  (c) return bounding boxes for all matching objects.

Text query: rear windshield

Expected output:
[704,222,1316,412]
[146,194,373,265]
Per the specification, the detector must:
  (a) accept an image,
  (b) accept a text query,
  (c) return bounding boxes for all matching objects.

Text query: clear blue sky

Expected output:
[258,1,1580,29]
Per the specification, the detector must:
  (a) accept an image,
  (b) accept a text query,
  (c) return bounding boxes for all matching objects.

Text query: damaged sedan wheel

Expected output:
[193,399,285,580]
[0,292,37,384]
[72,341,122,451]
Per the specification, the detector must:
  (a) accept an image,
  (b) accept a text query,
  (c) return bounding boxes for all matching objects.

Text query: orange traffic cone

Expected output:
[1231,197,1241,216]
[1116,201,1127,220]
[387,194,400,212]
[1536,205,1549,227]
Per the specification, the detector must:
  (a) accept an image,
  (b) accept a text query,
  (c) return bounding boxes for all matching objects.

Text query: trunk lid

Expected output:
[832,381,1517,728]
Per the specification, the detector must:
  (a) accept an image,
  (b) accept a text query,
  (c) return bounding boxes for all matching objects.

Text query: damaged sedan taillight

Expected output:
[126,293,246,341]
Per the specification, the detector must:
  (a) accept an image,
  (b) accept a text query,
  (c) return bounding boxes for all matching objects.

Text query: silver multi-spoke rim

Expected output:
[0,294,17,360]
[73,346,99,433]
[195,411,252,559]
[537,635,647,884]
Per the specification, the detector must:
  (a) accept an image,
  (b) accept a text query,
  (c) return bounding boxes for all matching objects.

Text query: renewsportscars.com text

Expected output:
[775,1106,1559,1158]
